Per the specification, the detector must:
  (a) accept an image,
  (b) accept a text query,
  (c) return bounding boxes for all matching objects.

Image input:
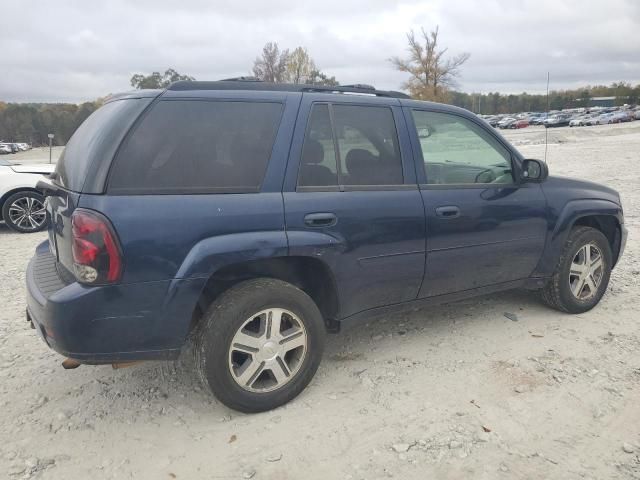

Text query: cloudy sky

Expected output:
[2,0,639,102]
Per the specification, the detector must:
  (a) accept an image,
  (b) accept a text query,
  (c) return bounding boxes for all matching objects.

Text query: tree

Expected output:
[252,42,338,86]
[252,42,290,83]
[130,68,195,89]
[287,47,316,84]
[305,69,339,87]
[390,26,470,101]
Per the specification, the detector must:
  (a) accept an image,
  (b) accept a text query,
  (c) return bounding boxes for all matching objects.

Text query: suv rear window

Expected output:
[108,100,283,194]
[55,99,151,192]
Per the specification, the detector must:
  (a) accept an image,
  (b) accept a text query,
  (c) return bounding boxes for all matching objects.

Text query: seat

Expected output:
[299,139,336,187]
[345,149,378,185]
[345,148,403,185]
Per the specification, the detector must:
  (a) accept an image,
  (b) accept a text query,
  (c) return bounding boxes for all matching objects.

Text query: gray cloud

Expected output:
[2,0,639,102]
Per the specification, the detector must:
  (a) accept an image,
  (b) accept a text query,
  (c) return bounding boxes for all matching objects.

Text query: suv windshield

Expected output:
[54,98,152,192]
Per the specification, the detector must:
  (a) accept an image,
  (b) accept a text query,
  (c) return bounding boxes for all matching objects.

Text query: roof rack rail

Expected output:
[218,76,262,82]
[167,80,410,99]
[341,83,375,90]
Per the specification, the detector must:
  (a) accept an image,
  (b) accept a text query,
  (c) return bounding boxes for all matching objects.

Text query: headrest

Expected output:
[302,139,324,164]
[345,149,374,173]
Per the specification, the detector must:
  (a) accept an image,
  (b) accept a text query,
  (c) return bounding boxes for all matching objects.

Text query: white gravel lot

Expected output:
[1,124,639,479]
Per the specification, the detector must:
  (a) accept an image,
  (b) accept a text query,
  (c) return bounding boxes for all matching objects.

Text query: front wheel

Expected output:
[194,278,326,413]
[542,226,612,313]
[2,191,47,233]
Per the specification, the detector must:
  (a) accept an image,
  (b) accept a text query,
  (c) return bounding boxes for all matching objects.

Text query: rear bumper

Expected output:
[26,241,204,363]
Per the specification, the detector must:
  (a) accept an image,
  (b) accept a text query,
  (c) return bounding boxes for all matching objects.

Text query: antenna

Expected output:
[544,71,550,163]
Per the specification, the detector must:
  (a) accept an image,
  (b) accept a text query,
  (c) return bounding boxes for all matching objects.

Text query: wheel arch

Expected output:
[190,256,341,335]
[572,214,622,266]
[0,187,42,218]
[534,199,623,276]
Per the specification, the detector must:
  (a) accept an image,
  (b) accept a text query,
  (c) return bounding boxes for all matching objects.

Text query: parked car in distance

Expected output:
[595,113,615,125]
[0,142,20,153]
[497,117,516,128]
[510,119,529,129]
[486,116,501,127]
[0,158,54,232]
[530,114,548,125]
[609,111,633,123]
[544,114,571,128]
[27,80,627,413]
[569,116,588,127]
[0,145,12,155]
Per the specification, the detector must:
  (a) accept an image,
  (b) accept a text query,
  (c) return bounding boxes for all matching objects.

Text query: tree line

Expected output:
[0,100,102,146]
[449,82,640,115]
[1,30,638,144]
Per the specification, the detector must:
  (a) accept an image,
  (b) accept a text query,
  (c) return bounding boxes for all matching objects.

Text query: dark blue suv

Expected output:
[27,80,627,412]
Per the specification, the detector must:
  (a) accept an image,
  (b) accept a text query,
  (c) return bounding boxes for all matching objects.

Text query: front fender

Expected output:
[533,198,623,276]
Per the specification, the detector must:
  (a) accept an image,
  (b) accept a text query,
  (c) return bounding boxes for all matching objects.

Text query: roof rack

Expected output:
[168,79,410,99]
[218,76,262,82]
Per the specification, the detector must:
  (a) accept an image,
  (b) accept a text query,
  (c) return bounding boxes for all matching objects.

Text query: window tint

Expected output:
[412,110,513,185]
[109,100,283,193]
[56,98,151,192]
[334,105,403,186]
[298,104,338,187]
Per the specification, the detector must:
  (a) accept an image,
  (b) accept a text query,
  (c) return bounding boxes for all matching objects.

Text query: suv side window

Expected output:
[334,105,403,186]
[297,104,403,188]
[298,104,338,187]
[412,110,513,185]
[109,100,283,194]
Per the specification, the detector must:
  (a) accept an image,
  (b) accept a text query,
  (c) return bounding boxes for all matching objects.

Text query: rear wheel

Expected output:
[2,191,47,233]
[542,226,612,313]
[195,278,326,413]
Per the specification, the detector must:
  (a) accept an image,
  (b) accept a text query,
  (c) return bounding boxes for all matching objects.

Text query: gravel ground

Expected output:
[1,123,639,479]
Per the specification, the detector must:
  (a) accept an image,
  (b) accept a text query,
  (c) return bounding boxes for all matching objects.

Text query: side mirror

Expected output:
[417,122,436,138]
[417,127,433,139]
[521,159,549,182]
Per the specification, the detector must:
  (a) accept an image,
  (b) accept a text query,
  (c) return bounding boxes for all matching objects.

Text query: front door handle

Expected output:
[435,206,460,219]
[304,212,337,227]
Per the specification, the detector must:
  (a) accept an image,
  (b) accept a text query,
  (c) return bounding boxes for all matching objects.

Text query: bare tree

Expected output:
[390,26,470,101]
[287,47,316,84]
[252,42,290,83]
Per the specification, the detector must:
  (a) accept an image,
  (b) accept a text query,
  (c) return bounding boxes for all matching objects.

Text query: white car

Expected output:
[0,158,54,233]
[569,116,587,127]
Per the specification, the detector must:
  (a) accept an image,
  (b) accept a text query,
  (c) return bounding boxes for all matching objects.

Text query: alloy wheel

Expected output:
[569,243,604,300]
[8,196,46,231]
[228,308,307,393]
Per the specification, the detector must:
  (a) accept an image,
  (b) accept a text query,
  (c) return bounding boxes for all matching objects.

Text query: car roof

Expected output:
[107,79,476,118]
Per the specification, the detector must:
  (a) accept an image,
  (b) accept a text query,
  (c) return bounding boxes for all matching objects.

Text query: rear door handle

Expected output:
[304,212,337,227]
[435,206,460,219]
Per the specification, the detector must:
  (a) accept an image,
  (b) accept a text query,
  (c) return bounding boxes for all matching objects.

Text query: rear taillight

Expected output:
[71,209,123,284]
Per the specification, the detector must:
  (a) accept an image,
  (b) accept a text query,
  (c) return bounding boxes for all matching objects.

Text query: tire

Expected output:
[2,191,47,233]
[542,226,612,313]
[194,278,326,413]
